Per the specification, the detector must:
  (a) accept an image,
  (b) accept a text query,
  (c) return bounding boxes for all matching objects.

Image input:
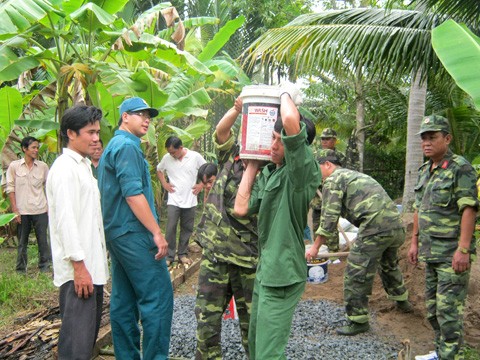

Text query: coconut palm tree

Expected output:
[241,6,478,209]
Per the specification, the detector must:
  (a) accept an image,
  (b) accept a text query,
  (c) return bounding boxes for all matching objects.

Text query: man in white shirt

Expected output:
[157,136,206,266]
[6,136,50,273]
[46,105,109,360]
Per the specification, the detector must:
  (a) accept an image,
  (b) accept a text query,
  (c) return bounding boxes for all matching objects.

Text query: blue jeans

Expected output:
[107,231,173,360]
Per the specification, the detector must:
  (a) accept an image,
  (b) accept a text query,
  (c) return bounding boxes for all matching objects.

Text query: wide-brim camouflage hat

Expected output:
[320,128,337,138]
[317,149,339,164]
[417,115,450,135]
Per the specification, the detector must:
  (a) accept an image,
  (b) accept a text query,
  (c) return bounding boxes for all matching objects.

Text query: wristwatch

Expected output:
[457,246,469,254]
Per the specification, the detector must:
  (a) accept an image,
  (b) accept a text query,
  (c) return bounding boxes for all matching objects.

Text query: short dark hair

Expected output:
[273,115,316,145]
[165,136,182,149]
[21,136,39,152]
[61,106,102,146]
[197,163,218,183]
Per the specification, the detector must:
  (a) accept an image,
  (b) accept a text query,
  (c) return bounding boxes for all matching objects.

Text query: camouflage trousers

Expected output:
[425,261,470,360]
[311,208,339,252]
[195,255,256,360]
[344,228,408,324]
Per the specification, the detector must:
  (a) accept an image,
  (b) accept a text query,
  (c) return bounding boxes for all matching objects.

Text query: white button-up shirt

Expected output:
[157,148,206,208]
[46,148,109,287]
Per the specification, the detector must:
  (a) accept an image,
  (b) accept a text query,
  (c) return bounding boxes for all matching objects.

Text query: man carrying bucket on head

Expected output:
[306,149,412,336]
[234,85,321,359]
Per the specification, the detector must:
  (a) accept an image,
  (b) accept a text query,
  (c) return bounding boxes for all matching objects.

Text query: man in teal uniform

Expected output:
[409,115,478,360]
[194,97,259,359]
[234,89,320,359]
[97,97,173,360]
[307,149,411,336]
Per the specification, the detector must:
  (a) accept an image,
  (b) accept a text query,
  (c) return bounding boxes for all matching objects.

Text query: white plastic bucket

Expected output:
[239,85,281,160]
[307,259,330,284]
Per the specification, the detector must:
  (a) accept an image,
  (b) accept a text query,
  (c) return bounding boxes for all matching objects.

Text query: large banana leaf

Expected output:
[15,119,60,130]
[0,213,16,227]
[68,3,116,29]
[0,56,40,81]
[167,119,211,147]
[198,16,245,62]
[0,87,22,147]
[63,0,130,17]
[432,19,480,110]
[0,0,59,36]
[131,69,169,109]
[87,82,124,128]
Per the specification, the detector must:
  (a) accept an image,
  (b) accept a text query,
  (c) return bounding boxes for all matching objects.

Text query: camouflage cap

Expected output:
[417,115,451,135]
[320,128,337,138]
[317,149,339,164]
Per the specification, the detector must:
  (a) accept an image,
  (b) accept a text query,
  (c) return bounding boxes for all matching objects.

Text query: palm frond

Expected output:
[406,0,480,27]
[242,8,478,83]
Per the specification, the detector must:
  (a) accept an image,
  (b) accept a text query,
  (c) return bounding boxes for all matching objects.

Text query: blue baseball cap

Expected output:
[119,97,159,118]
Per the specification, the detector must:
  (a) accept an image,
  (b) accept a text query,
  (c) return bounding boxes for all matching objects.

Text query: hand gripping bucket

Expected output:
[307,258,330,284]
[239,85,281,161]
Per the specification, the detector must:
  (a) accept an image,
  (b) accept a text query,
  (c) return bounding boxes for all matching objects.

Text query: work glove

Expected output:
[280,81,303,105]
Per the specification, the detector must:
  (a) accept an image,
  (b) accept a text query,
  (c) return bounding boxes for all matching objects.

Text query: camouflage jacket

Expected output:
[195,132,258,268]
[415,150,478,262]
[310,149,346,211]
[316,168,403,239]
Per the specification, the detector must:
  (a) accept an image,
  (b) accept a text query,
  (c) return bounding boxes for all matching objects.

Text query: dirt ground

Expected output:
[175,215,480,358]
[3,213,480,359]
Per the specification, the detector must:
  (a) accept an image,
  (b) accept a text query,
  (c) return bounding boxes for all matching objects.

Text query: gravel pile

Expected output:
[170,295,399,359]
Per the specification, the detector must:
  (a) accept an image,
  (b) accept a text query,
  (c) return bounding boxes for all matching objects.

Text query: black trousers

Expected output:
[16,212,51,271]
[58,281,104,360]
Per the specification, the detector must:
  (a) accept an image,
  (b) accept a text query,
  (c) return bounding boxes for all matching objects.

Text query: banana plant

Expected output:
[432,19,480,111]
[0,1,249,224]
[0,1,246,158]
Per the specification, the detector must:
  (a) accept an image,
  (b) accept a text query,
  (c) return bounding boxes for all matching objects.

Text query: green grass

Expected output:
[0,245,56,329]
[465,346,480,360]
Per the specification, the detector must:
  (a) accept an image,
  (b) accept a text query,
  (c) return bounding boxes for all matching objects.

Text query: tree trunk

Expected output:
[355,67,365,173]
[402,70,426,211]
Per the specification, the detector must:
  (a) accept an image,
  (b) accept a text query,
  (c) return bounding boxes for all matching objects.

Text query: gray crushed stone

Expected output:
[170,295,399,359]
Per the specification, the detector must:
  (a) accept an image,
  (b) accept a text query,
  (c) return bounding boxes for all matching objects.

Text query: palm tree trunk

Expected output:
[402,69,426,211]
[355,67,365,173]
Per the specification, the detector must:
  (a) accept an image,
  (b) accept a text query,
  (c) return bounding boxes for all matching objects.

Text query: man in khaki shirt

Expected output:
[6,136,51,273]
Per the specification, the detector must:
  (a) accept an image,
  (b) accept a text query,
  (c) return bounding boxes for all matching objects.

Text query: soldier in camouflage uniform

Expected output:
[310,128,346,252]
[194,97,259,359]
[408,115,478,360]
[306,149,411,336]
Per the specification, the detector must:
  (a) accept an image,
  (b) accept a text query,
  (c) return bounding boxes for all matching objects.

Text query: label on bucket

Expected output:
[307,259,330,284]
[240,102,278,160]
